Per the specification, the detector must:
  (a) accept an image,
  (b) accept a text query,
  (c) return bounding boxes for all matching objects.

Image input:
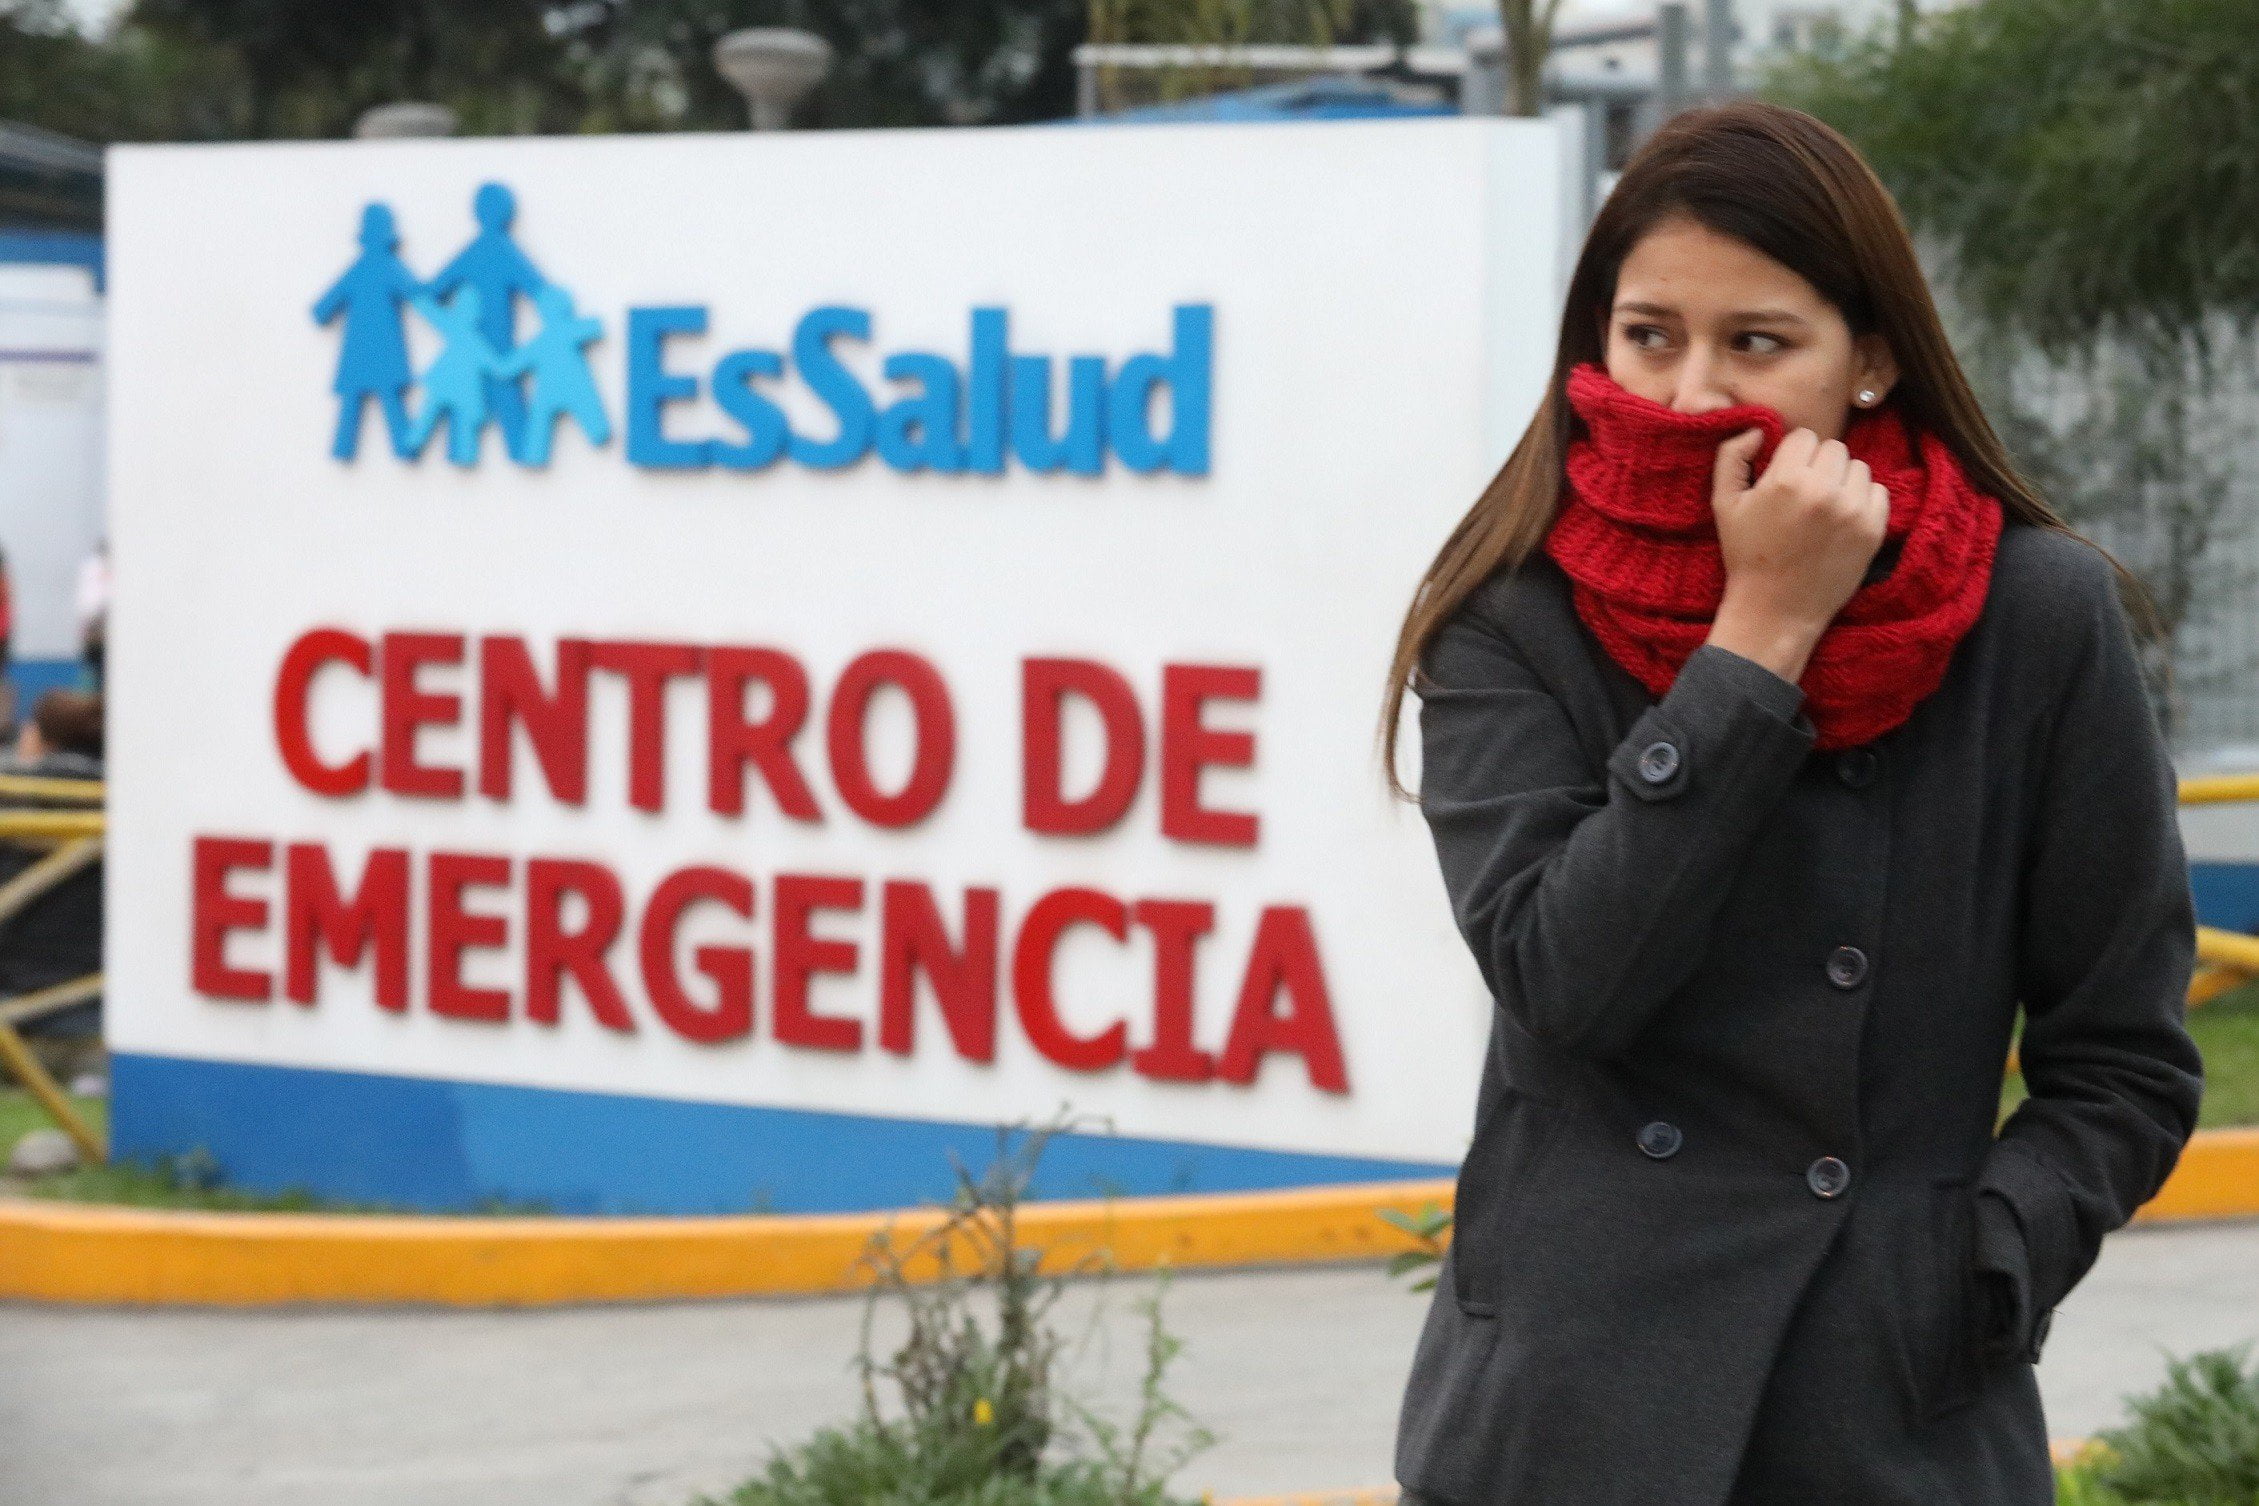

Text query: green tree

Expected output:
[122,0,594,137]
[1496,0,1561,117]
[1770,0,2259,373]
[1,0,1101,142]
[1769,0,2259,742]
[1,0,247,144]
[560,0,1088,131]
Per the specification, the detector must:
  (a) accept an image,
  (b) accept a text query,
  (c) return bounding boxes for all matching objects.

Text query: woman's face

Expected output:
[1602,213,1898,442]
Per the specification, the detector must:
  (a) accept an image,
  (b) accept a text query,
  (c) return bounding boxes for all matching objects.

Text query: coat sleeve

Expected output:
[1969,564,2205,1364]
[1415,602,1818,1060]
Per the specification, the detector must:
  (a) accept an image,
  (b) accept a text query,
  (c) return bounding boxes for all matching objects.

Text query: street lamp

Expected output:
[713,28,833,130]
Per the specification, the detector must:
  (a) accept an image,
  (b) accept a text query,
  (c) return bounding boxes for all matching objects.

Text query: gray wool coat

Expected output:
[1392,519,2206,1506]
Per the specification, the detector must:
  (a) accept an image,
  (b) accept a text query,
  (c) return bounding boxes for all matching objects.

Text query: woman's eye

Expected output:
[1738,332,1788,354]
[1624,324,1669,349]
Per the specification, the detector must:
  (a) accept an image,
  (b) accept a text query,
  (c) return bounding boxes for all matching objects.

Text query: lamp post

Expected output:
[352,102,458,139]
[713,28,834,130]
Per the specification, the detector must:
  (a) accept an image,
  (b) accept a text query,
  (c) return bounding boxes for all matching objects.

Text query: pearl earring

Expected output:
[1857,389,1877,405]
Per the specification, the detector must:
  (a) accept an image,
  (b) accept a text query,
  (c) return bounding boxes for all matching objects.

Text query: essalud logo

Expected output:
[314,182,604,468]
[313,180,1215,479]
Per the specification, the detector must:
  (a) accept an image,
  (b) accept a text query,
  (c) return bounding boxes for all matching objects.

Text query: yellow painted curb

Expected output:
[1,1127,2250,1308]
[2130,1126,2259,1223]
[0,1176,1455,1307]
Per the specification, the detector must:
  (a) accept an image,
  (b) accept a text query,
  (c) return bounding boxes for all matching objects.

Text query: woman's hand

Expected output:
[1703,426,1890,686]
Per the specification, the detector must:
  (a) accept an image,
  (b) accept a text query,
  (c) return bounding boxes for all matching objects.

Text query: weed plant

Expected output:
[699,1109,1218,1506]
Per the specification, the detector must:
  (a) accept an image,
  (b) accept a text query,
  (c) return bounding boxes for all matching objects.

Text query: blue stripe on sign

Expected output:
[108,1053,1456,1216]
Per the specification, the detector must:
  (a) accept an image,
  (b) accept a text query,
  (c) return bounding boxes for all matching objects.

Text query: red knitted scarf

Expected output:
[1541,362,2006,750]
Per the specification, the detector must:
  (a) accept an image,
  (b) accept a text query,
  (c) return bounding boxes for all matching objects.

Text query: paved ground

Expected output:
[3,1215,2256,1505]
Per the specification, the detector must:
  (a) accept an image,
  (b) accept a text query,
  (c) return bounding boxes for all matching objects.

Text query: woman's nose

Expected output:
[1669,348,1738,415]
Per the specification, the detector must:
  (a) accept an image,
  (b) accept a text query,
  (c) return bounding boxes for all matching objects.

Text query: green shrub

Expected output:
[2053,1459,2116,1506]
[2085,1344,2259,1504]
[698,1111,1217,1506]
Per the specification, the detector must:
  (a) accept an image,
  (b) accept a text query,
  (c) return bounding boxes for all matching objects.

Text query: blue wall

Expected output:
[0,229,104,291]
[2192,861,2259,938]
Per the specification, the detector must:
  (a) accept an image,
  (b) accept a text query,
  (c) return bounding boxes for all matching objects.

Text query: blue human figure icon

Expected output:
[311,203,421,461]
[493,285,612,466]
[406,286,509,467]
[427,183,547,458]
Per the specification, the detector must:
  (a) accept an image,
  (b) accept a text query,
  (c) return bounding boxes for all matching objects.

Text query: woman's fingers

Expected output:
[1772,427,1820,474]
[1813,436,1851,488]
[1844,457,1873,510]
[1711,427,1767,500]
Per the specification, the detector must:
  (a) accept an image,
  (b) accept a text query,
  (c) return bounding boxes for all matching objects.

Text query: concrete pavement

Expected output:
[2,1214,2255,1505]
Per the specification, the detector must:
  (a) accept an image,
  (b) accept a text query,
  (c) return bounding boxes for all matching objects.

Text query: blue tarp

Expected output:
[0,228,104,291]
[1071,74,1454,124]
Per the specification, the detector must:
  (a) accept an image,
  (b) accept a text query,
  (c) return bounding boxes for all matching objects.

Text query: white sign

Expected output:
[104,116,1578,1207]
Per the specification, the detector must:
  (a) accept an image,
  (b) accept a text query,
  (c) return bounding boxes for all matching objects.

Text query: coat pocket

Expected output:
[1448,1083,1565,1319]
[1894,1174,1986,1424]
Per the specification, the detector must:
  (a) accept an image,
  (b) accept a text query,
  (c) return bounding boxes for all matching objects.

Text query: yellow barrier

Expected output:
[2178,773,2259,805]
[0,831,106,1162]
[0,773,104,806]
[2198,924,2259,974]
[0,808,105,844]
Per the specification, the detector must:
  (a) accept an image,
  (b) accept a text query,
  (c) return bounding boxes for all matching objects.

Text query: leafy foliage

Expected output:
[0,0,1090,140]
[1767,0,2259,373]
[555,0,1089,132]
[1768,0,2259,741]
[699,1109,1217,1506]
[1375,1200,1450,1293]
[2087,1344,2259,1504]
[2,0,1419,143]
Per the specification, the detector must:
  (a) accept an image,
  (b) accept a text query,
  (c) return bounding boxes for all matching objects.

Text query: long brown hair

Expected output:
[1376,99,2161,802]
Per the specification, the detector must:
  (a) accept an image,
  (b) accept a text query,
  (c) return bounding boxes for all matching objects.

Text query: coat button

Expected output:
[1806,1155,1852,1198]
[1636,1120,1682,1158]
[1836,747,1878,787]
[1825,944,1868,989]
[1637,739,1680,783]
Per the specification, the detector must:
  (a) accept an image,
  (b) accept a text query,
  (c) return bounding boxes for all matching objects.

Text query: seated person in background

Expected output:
[1,689,103,782]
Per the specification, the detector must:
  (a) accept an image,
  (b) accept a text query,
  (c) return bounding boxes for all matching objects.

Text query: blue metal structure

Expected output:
[1072,74,1454,124]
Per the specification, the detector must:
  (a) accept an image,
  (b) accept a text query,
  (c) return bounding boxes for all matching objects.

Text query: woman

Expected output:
[1380,102,2204,1504]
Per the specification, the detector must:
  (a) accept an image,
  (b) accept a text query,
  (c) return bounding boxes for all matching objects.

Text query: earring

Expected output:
[1857,389,1877,405]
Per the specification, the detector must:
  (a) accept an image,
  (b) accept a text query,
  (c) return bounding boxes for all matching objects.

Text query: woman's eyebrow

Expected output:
[1736,308,1812,327]
[1612,301,1814,327]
